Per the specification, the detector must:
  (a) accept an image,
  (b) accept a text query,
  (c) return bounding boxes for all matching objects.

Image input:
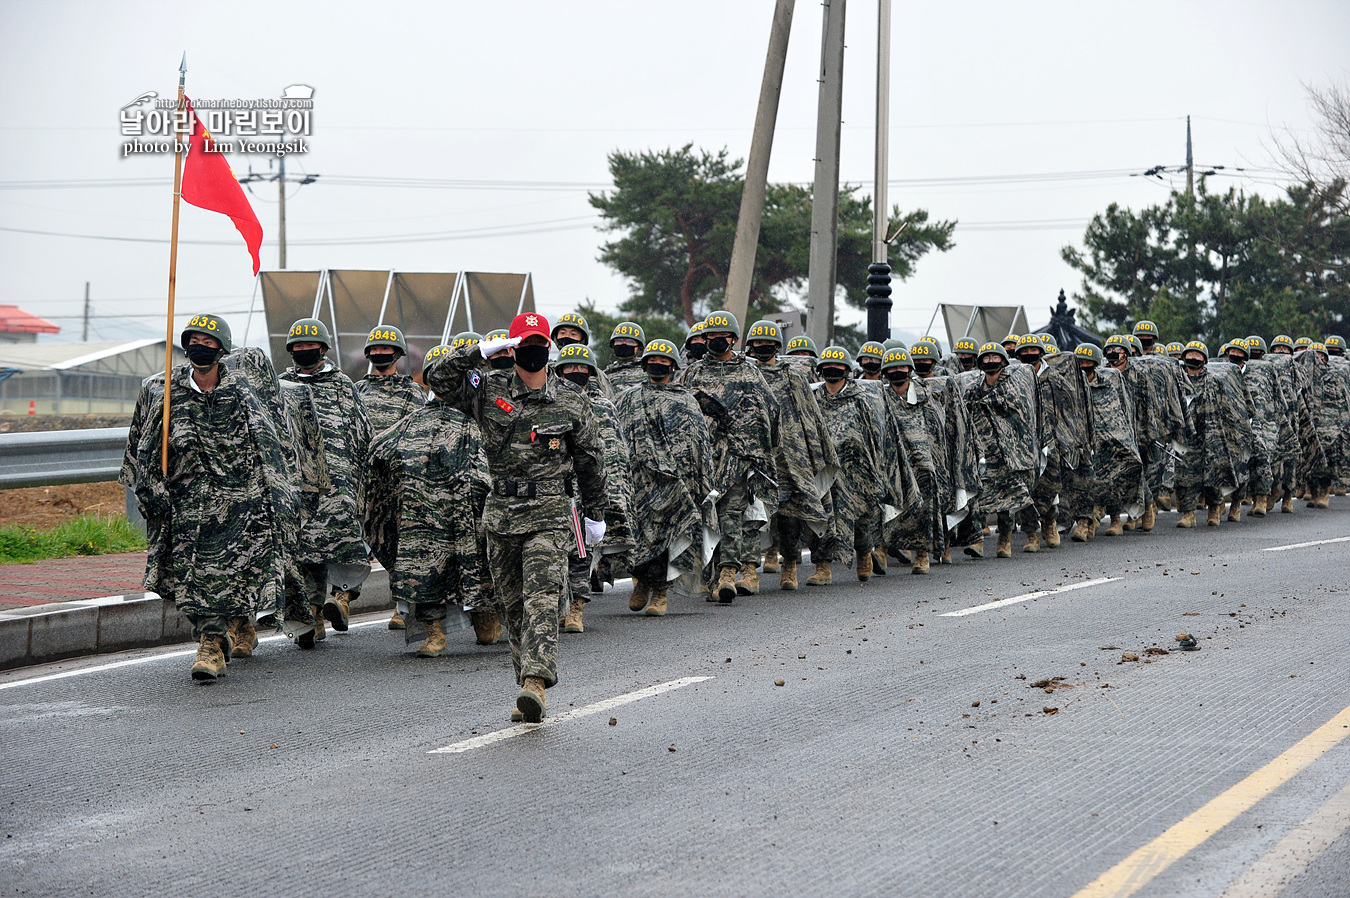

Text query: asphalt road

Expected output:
[2,503,1349,898]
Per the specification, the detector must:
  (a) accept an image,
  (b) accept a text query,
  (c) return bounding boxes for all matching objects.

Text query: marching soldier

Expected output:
[857,341,886,380]
[785,335,818,359]
[814,347,886,580]
[682,320,708,366]
[605,321,648,392]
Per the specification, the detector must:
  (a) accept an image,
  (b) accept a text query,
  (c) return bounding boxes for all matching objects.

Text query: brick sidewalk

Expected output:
[0,551,147,610]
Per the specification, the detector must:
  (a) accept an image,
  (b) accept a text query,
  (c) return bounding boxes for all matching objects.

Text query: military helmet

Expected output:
[1246,335,1268,354]
[1126,335,1143,354]
[1074,343,1103,365]
[879,347,912,372]
[684,320,707,346]
[978,342,1009,364]
[286,317,331,350]
[882,337,908,351]
[180,313,232,353]
[953,338,979,356]
[1132,320,1159,338]
[1104,334,1132,351]
[1184,340,1209,357]
[365,324,407,355]
[552,312,590,344]
[610,321,645,345]
[451,331,482,349]
[1166,341,1186,356]
[1295,337,1314,350]
[908,342,936,360]
[484,328,509,342]
[817,345,853,371]
[1001,333,1020,348]
[785,335,817,357]
[702,310,740,339]
[1271,334,1295,350]
[1015,334,1043,354]
[916,336,941,351]
[858,341,886,363]
[423,343,454,373]
[1218,341,1233,355]
[746,319,784,347]
[556,342,599,372]
[1153,344,1167,354]
[1038,333,1059,351]
[1310,341,1328,355]
[1325,335,1346,352]
[641,338,681,368]
[1227,339,1249,357]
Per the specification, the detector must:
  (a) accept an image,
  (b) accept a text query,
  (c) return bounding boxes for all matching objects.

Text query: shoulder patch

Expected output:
[494,397,515,414]
[468,369,481,389]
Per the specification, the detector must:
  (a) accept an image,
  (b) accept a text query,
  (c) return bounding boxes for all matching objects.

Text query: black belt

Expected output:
[492,477,571,499]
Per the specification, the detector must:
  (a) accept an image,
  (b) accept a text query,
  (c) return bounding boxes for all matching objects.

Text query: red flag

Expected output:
[180,96,264,275]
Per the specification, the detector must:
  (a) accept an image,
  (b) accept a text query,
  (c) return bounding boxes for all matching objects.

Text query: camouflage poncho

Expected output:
[614,380,718,579]
[879,377,951,553]
[677,353,776,497]
[1173,363,1255,505]
[814,378,886,553]
[755,357,839,530]
[356,372,426,435]
[585,383,636,556]
[1295,350,1349,486]
[1081,367,1145,514]
[923,374,983,527]
[961,365,1038,516]
[604,357,648,394]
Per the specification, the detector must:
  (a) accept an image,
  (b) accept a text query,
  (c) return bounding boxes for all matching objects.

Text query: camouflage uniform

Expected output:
[576,381,636,599]
[604,357,648,393]
[1235,355,1282,501]
[1267,351,1319,498]
[423,342,608,688]
[1073,366,1144,523]
[1174,362,1256,512]
[356,372,426,435]
[879,370,953,557]
[961,361,1038,534]
[815,377,885,565]
[1295,349,1347,497]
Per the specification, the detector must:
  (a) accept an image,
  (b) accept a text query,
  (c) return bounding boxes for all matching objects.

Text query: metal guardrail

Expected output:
[0,427,130,489]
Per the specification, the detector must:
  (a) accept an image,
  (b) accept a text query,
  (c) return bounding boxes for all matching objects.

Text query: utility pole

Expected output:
[81,281,90,341]
[1185,115,1194,196]
[724,0,795,334]
[238,158,317,270]
[804,0,847,348]
[866,0,892,342]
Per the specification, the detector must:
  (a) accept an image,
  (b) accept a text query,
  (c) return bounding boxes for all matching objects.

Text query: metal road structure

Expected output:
[248,269,536,381]
[0,427,130,490]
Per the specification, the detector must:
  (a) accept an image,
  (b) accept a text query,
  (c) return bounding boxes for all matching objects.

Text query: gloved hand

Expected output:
[584,517,607,546]
[478,335,521,358]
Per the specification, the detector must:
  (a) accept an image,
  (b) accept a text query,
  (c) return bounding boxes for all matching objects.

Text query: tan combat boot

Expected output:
[517,676,546,723]
[417,619,449,657]
[227,616,258,657]
[1250,495,1268,517]
[629,579,651,612]
[562,600,584,633]
[311,605,326,641]
[715,566,738,603]
[1311,485,1331,509]
[1141,503,1157,531]
[806,562,832,586]
[964,540,984,559]
[996,531,1013,557]
[1104,516,1125,537]
[856,551,873,581]
[323,590,351,632]
[1227,500,1241,523]
[1023,530,1040,553]
[1207,504,1223,526]
[645,586,668,616]
[762,547,780,574]
[870,546,888,576]
[388,609,405,630]
[941,547,952,565]
[911,550,930,575]
[1042,518,1061,548]
[780,561,799,591]
[736,562,760,596]
[190,634,228,681]
[1281,489,1294,514]
[470,610,502,645]
[1176,510,1197,528]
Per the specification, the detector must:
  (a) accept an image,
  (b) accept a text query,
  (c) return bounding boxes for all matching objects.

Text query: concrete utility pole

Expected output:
[724,0,795,334]
[804,0,847,348]
[278,155,287,268]
[1185,115,1194,196]
[82,282,90,342]
[866,0,893,342]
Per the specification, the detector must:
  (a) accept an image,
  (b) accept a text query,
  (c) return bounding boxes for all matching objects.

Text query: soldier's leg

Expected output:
[714,482,754,600]
[517,527,569,688]
[300,562,328,641]
[486,531,527,685]
[187,612,231,679]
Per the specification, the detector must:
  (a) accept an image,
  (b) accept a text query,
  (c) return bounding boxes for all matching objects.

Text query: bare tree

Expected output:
[1271,80,1350,195]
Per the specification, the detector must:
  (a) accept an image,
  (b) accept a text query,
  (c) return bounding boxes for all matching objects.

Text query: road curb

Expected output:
[0,570,392,670]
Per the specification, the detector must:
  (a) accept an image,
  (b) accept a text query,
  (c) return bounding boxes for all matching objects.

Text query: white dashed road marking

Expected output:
[940,577,1120,617]
[1262,535,1350,552]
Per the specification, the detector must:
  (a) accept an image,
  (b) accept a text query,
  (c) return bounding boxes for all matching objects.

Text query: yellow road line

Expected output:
[1220,776,1350,897]
[1072,703,1350,898]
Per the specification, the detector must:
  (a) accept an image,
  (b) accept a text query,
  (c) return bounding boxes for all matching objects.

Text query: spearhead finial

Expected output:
[178,52,187,87]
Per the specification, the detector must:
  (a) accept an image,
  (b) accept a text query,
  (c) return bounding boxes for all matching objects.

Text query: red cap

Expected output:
[509,312,551,342]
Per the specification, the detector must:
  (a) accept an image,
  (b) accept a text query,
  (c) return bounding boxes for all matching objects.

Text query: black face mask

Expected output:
[979,361,1003,374]
[914,361,934,375]
[1079,363,1097,375]
[646,363,673,381]
[821,367,847,383]
[859,361,881,375]
[1017,353,1041,366]
[1251,350,1265,360]
[1183,357,1206,370]
[1227,354,1245,365]
[1106,352,1126,364]
[687,342,707,360]
[489,355,516,370]
[184,343,221,368]
[367,352,397,370]
[290,347,323,369]
[613,342,638,359]
[707,335,732,356]
[885,370,910,385]
[555,336,582,349]
[514,344,550,372]
[1139,339,1155,352]
[958,356,976,371]
[749,344,777,361]
[562,370,590,387]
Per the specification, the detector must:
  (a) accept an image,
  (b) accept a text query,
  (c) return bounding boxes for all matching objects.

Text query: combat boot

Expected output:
[470,610,501,645]
[1250,495,1268,517]
[871,546,888,576]
[736,563,759,596]
[1104,516,1124,537]
[629,579,651,612]
[940,547,953,565]
[190,634,228,681]
[1227,500,1241,523]
[780,561,799,591]
[645,586,668,616]
[322,590,351,632]
[856,551,873,581]
[311,604,326,642]
[1022,530,1040,553]
[715,566,738,603]
[1141,503,1157,531]
[1310,485,1331,509]
[895,549,914,565]
[562,600,584,633]
[911,550,930,575]
[1176,510,1197,528]
[1207,504,1223,526]
[996,531,1013,558]
[416,620,449,657]
[806,562,832,586]
[1071,519,1092,542]
[1122,517,1137,531]
[516,676,546,723]
[227,616,258,657]
[964,540,984,559]
[388,609,405,630]
[762,547,780,574]
[1042,518,1061,548]
[1281,489,1294,514]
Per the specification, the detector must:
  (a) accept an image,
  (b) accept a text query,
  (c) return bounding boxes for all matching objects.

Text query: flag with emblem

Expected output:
[181,96,264,275]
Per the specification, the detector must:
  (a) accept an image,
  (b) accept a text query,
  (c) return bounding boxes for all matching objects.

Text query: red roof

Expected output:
[0,306,60,335]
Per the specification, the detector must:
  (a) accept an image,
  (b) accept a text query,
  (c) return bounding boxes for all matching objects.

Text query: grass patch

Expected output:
[0,514,146,564]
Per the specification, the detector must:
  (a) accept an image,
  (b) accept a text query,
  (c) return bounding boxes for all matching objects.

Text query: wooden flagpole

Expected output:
[162,53,187,474]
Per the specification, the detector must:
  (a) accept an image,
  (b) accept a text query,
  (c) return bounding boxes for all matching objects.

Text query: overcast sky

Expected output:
[1,0,1347,351]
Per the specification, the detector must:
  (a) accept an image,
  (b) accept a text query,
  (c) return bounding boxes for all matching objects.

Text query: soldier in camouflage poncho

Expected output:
[813,347,886,580]
[1251,336,1304,513]
[917,364,982,559]
[1102,335,1165,531]
[1223,340,1280,518]
[877,348,950,574]
[1295,344,1349,507]
[1064,345,1144,541]
[124,315,296,680]
[279,318,374,639]
[1173,343,1256,527]
[423,313,608,723]
[1012,335,1088,550]
[604,320,648,393]
[615,339,718,615]
[746,320,839,588]
[677,311,776,603]
[366,346,494,657]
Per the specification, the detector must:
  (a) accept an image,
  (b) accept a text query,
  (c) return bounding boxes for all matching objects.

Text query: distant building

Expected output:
[0,339,165,415]
[0,306,60,344]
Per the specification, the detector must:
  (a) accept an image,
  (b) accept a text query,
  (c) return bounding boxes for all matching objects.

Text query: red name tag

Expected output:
[494,397,514,414]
